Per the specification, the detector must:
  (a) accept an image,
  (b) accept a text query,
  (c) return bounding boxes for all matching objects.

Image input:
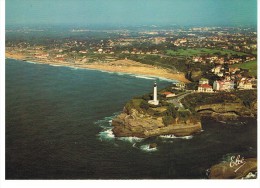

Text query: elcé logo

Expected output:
[229,155,246,173]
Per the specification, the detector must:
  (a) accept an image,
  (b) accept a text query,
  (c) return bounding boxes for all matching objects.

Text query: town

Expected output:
[6,25,257,93]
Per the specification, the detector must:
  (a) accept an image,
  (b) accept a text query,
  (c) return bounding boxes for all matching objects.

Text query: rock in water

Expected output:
[149,143,157,149]
[208,158,257,179]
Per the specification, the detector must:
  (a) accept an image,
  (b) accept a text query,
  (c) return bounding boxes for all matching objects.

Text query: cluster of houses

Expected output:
[121,49,160,55]
[196,62,257,93]
[192,55,256,65]
[34,53,49,59]
[158,82,186,98]
[197,77,256,93]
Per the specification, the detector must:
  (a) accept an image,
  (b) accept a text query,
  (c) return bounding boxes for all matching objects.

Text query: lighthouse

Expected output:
[148,81,159,105]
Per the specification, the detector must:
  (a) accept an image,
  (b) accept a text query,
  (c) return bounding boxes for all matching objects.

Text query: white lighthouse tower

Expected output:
[148,81,159,105]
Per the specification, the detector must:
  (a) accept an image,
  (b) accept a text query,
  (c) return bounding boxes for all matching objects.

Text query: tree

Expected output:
[166,104,178,118]
[178,110,191,122]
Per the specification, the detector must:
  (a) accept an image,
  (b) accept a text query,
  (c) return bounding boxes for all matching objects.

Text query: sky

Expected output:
[5,0,257,26]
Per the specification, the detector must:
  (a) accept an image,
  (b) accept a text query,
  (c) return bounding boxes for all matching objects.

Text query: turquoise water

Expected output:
[5,59,257,179]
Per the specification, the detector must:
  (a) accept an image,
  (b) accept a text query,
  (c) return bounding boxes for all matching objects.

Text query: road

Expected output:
[167,90,194,109]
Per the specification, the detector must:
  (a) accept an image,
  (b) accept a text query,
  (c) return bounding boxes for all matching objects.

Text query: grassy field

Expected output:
[166,48,247,57]
[230,60,257,77]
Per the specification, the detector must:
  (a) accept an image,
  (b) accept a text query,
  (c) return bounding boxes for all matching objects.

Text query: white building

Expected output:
[148,82,159,105]
[198,84,213,93]
[211,65,222,74]
[237,81,253,90]
[213,80,235,91]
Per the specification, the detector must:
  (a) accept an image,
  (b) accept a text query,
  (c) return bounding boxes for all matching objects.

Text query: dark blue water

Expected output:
[6,59,257,179]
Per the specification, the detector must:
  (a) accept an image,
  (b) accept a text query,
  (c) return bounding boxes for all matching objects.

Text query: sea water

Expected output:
[5,59,257,179]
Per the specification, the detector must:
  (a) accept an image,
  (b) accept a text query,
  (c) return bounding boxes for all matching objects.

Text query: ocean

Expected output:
[5,59,257,179]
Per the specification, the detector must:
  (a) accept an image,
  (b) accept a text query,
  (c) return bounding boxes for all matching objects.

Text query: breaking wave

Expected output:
[134,75,156,80]
[139,144,157,152]
[95,113,143,144]
[159,134,193,139]
[118,136,144,143]
[98,128,115,141]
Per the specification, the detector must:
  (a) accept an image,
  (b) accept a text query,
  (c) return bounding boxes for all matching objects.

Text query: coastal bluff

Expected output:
[195,102,256,120]
[181,91,257,121]
[112,105,202,138]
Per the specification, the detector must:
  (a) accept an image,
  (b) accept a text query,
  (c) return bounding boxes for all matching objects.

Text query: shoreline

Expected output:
[5,52,190,83]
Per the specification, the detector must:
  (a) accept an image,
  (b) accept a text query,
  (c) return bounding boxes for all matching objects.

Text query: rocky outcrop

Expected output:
[149,143,157,149]
[195,102,254,120]
[112,108,202,138]
[208,158,257,179]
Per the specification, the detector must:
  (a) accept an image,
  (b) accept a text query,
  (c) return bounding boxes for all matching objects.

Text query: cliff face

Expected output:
[112,108,202,138]
[195,102,256,121]
[181,91,257,121]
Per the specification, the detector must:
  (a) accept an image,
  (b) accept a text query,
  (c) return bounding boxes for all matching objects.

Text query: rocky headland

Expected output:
[112,98,202,138]
[112,107,202,138]
[112,90,257,138]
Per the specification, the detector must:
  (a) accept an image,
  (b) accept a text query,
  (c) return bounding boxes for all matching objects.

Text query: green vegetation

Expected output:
[165,104,178,118]
[232,90,257,108]
[230,60,257,77]
[126,54,179,71]
[178,110,191,122]
[125,99,144,113]
[181,90,257,112]
[166,48,248,57]
[162,116,174,126]
[125,53,214,75]
[125,97,200,126]
[140,100,150,110]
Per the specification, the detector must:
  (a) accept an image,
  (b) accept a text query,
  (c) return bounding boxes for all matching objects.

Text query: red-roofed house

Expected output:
[161,91,176,98]
[198,84,213,93]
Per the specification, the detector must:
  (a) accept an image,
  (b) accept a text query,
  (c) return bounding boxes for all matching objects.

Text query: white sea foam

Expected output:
[26,61,45,65]
[158,77,176,82]
[134,75,156,80]
[50,64,63,67]
[132,143,138,149]
[159,134,193,139]
[116,72,125,76]
[94,113,119,125]
[118,136,144,143]
[99,70,113,74]
[242,172,257,179]
[140,144,157,152]
[98,128,115,141]
[68,66,84,70]
[26,61,38,64]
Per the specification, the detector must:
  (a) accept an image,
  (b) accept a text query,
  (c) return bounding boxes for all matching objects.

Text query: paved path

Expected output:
[167,90,194,109]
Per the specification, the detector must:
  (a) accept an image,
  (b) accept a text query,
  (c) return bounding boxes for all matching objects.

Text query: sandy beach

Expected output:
[5,52,189,83]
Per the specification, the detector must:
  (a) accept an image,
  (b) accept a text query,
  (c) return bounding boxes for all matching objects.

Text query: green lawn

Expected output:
[166,48,247,57]
[231,60,257,77]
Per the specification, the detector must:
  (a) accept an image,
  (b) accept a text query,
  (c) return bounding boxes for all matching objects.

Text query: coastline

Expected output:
[5,52,190,83]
